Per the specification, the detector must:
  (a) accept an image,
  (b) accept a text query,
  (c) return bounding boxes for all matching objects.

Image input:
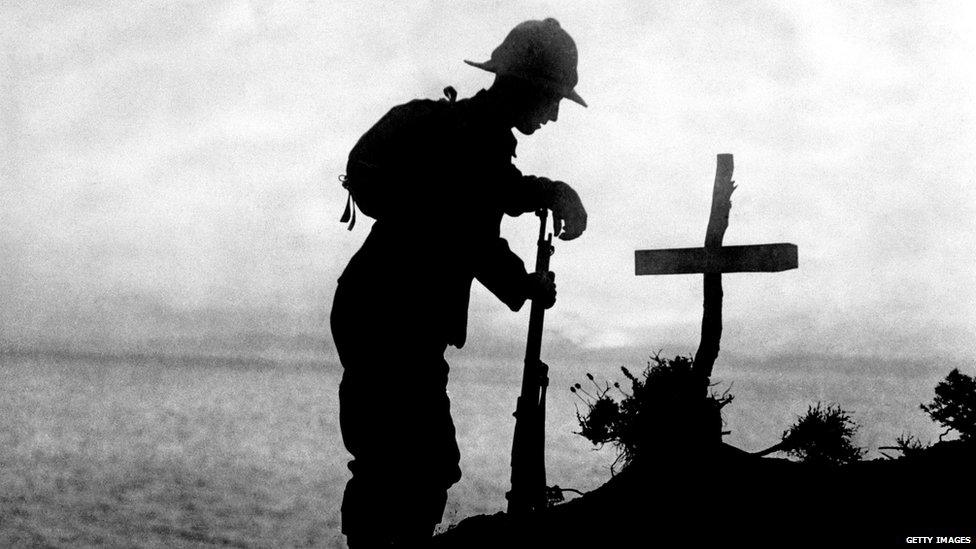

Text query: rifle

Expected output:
[506,208,554,515]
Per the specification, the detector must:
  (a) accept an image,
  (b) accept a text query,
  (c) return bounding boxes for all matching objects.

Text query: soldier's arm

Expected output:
[472,236,534,312]
[498,171,588,240]
[497,172,554,216]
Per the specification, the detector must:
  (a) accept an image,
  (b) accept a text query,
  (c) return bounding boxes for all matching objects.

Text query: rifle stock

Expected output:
[507,209,553,515]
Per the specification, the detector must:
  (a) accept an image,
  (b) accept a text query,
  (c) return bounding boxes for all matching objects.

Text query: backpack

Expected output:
[339,86,459,230]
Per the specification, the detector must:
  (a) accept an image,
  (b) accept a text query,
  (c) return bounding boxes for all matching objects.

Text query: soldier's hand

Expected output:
[525,271,556,309]
[549,181,587,240]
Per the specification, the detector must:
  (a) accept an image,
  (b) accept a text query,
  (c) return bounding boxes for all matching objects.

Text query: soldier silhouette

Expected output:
[331,18,588,547]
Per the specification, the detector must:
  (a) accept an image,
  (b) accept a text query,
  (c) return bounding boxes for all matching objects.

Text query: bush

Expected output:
[780,403,863,466]
[920,368,976,442]
[893,433,929,458]
[572,353,732,469]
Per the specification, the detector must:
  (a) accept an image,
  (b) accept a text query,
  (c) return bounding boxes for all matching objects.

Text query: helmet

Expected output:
[465,18,587,108]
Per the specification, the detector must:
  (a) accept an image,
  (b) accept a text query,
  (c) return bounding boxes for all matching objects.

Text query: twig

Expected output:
[751,441,787,457]
[609,452,626,477]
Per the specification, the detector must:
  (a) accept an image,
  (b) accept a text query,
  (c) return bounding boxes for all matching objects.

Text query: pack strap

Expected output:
[443,86,457,102]
[339,175,356,230]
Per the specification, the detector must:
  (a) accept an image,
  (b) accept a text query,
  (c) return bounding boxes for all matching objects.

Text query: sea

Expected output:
[0,350,958,547]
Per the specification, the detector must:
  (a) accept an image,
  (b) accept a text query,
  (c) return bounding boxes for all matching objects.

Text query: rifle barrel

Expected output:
[508,209,553,515]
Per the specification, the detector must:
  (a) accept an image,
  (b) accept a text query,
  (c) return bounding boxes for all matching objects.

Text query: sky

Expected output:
[2,1,975,366]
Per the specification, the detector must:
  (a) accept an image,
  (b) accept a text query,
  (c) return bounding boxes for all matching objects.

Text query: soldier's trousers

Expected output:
[331,281,462,543]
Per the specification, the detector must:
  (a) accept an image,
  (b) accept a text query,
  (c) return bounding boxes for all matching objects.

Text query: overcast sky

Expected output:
[2,1,974,364]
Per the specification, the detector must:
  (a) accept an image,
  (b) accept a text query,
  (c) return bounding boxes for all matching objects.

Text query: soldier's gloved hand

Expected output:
[524,271,556,309]
[548,181,587,240]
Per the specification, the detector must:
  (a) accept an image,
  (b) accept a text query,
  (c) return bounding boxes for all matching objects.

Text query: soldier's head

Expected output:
[465,18,586,135]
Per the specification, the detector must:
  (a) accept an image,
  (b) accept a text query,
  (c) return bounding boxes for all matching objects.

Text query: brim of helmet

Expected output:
[464,59,588,108]
[563,89,587,108]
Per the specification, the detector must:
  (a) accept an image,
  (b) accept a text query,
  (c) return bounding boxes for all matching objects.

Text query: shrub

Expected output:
[920,368,976,442]
[572,353,732,469]
[780,403,863,466]
[893,433,929,458]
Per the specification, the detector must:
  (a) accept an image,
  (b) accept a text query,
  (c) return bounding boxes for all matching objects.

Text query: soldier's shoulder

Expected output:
[353,98,443,146]
[383,97,455,126]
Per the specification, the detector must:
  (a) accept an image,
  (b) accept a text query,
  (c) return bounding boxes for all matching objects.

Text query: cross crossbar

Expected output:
[635,243,798,276]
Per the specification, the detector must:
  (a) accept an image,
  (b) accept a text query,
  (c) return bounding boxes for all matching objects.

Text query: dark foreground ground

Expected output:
[434,440,975,547]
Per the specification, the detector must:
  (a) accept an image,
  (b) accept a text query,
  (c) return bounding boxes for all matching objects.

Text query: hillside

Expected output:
[434,439,974,547]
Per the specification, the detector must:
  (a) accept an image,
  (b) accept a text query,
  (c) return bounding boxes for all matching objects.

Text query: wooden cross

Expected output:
[635,243,797,276]
[634,154,797,381]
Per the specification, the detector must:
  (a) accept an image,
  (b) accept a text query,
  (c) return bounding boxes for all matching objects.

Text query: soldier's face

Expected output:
[515,89,562,135]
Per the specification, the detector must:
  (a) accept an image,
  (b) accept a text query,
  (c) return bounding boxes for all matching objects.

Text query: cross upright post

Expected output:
[635,154,797,383]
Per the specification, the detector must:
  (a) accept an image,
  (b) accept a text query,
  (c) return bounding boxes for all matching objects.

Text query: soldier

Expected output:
[332,18,588,547]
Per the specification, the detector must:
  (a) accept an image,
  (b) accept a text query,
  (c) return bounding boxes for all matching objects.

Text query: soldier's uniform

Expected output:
[332,88,556,540]
[331,18,586,546]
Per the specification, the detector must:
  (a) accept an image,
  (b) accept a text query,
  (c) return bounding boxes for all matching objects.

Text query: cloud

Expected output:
[1,2,974,363]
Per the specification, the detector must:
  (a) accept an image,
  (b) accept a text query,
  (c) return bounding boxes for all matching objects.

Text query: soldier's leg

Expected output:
[332,289,460,544]
[337,349,460,545]
[385,352,460,544]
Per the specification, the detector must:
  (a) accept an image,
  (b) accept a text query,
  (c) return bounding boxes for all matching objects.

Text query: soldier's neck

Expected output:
[477,86,521,130]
